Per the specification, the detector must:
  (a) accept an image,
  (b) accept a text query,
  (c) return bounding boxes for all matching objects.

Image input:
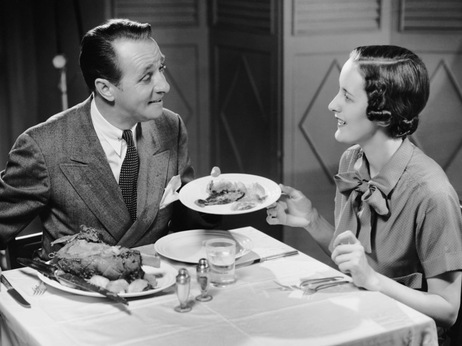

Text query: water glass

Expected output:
[205,238,236,287]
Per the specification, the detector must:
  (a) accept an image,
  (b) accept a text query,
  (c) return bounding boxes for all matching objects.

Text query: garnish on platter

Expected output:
[49,225,161,294]
[194,167,268,211]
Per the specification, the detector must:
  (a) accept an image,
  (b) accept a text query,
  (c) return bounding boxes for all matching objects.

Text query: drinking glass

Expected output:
[205,238,236,287]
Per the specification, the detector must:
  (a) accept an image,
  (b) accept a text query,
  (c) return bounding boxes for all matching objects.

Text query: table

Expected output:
[0,226,438,346]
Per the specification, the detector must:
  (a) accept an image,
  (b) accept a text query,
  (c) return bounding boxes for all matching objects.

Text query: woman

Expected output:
[266,46,462,337]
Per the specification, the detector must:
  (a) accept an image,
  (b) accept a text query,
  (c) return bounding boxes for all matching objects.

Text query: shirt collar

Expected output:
[360,138,414,197]
[90,98,137,156]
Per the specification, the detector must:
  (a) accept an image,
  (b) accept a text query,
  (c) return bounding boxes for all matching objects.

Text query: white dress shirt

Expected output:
[90,98,137,183]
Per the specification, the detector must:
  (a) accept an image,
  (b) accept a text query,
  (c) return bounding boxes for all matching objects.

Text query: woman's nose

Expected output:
[328,95,338,113]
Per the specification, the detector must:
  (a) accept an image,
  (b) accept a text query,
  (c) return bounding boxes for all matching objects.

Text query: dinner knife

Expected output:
[1,274,31,308]
[16,258,128,306]
[236,249,299,268]
[54,271,129,306]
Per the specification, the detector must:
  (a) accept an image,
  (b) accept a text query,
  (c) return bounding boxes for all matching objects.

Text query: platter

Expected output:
[179,173,281,215]
[154,229,253,264]
[38,261,176,298]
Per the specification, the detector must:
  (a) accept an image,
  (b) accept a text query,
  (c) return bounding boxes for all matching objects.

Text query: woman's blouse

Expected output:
[331,139,462,289]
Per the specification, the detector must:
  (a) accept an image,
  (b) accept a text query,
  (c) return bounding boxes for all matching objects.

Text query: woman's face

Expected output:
[328,58,381,147]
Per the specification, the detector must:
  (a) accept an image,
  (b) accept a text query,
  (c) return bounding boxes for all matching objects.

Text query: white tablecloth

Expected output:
[0,227,437,346]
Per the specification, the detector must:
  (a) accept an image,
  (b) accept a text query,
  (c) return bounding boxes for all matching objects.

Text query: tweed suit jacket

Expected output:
[0,96,197,258]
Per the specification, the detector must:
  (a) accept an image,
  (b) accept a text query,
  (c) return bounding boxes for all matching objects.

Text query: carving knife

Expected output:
[17,258,128,306]
[1,274,31,308]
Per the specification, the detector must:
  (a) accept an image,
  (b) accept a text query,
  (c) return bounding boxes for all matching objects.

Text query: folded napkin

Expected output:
[160,175,181,209]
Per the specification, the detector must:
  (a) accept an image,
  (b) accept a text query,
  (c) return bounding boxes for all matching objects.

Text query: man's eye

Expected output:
[159,64,167,72]
[141,73,152,82]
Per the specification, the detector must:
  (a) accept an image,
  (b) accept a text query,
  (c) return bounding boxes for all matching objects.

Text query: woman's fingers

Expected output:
[279,184,303,199]
[331,230,358,248]
[266,202,283,225]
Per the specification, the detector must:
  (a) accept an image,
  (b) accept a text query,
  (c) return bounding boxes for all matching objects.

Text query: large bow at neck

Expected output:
[334,170,390,253]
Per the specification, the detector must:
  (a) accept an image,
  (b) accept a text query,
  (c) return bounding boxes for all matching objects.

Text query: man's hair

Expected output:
[350,45,430,138]
[79,18,152,91]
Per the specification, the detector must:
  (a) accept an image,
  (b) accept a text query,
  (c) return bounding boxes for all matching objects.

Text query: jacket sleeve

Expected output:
[0,133,50,248]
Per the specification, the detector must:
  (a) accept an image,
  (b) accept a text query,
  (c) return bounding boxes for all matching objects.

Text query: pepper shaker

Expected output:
[196,258,212,302]
[174,268,192,312]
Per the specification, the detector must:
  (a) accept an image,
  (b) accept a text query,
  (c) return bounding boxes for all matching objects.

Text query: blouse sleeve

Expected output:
[416,187,462,278]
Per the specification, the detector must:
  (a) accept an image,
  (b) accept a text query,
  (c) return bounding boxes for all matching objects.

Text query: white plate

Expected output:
[155,229,253,264]
[179,173,281,215]
[38,261,176,298]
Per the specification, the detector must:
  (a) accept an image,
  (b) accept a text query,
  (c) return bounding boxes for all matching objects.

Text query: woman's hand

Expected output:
[331,231,380,291]
[266,184,315,228]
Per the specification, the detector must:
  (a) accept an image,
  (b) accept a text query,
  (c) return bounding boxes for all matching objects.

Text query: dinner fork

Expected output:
[273,279,351,295]
[33,282,47,295]
[301,280,351,293]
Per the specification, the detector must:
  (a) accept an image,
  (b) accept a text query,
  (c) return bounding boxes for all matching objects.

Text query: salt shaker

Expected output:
[196,258,212,302]
[174,268,192,312]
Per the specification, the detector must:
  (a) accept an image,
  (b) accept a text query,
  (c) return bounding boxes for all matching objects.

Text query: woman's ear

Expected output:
[377,119,391,128]
[94,78,115,102]
[367,110,392,128]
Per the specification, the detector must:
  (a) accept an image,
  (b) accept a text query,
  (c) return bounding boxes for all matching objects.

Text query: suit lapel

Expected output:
[59,99,174,246]
[118,123,171,247]
[60,98,132,241]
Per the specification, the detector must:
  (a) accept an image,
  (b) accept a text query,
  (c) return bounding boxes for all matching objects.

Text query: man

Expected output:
[0,19,215,260]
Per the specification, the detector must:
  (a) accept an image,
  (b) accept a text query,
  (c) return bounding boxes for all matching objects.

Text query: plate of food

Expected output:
[38,262,177,298]
[179,173,281,215]
[155,229,253,264]
[38,225,177,298]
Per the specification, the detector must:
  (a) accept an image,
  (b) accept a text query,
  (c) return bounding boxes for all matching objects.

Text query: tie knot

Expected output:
[122,130,135,147]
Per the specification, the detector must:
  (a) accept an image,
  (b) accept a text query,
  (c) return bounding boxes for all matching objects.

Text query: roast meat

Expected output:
[50,225,144,282]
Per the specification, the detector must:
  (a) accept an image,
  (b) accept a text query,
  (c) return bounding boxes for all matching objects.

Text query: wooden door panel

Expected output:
[292,54,349,226]
[412,54,462,196]
[214,47,275,176]
[210,0,282,239]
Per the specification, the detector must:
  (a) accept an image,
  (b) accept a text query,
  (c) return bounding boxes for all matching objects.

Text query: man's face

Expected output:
[111,38,170,124]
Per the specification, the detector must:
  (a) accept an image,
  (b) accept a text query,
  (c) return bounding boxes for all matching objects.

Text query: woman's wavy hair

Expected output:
[350,45,430,138]
[79,18,152,91]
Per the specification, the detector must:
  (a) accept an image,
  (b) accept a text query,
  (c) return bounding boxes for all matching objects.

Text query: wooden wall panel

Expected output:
[115,0,199,26]
[212,0,273,33]
[400,0,462,31]
[293,0,382,35]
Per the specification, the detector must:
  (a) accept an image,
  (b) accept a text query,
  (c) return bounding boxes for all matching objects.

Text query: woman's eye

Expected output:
[159,64,167,73]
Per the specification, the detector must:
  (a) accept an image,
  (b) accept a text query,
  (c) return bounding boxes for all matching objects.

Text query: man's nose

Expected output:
[155,73,170,94]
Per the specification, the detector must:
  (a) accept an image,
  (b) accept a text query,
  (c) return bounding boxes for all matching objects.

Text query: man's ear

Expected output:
[95,78,115,102]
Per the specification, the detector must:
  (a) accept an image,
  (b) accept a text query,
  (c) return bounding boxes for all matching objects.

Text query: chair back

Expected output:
[446,202,462,345]
[6,232,42,269]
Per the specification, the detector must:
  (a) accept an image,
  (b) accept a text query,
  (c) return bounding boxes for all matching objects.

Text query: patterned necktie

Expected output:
[332,158,390,253]
[119,129,139,222]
